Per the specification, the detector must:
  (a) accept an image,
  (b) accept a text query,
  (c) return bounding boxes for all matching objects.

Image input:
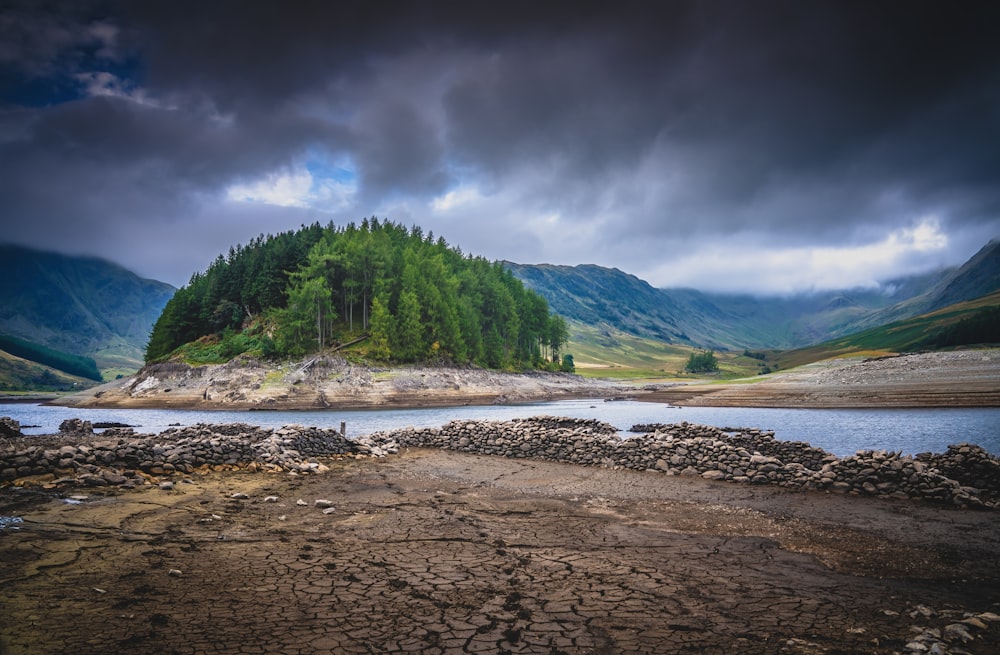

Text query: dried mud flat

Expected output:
[2,450,999,655]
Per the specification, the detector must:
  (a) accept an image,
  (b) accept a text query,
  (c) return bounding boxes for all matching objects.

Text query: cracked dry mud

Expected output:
[2,449,998,654]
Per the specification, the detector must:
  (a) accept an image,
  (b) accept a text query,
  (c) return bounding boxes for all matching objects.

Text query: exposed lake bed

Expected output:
[2,448,999,654]
[3,349,1000,654]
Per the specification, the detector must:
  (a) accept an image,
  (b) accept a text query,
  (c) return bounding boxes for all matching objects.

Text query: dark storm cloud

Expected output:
[1,1,998,290]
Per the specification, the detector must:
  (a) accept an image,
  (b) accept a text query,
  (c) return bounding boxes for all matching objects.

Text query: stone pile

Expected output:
[362,417,621,466]
[5,414,998,508]
[59,418,93,434]
[917,443,1000,497]
[365,417,999,509]
[630,423,836,472]
[0,417,22,439]
[0,420,363,489]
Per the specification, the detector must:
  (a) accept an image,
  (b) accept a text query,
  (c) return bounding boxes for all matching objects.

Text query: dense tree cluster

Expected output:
[684,350,719,373]
[146,219,570,369]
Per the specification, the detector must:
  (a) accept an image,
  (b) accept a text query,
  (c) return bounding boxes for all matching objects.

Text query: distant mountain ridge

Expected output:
[0,244,175,376]
[507,239,1000,351]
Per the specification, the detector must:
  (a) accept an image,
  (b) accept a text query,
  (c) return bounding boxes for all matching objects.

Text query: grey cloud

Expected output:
[2,1,999,291]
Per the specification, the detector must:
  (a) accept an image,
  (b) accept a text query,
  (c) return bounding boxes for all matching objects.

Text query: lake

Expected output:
[3,399,999,458]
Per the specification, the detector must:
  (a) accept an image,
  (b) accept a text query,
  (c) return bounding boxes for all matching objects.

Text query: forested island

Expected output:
[146,219,572,371]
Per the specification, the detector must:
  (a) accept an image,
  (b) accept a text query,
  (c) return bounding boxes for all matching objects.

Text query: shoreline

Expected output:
[47,357,640,411]
[40,348,1000,412]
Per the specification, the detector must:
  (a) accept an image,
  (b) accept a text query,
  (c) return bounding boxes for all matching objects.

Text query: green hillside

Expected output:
[0,348,98,393]
[0,244,175,378]
[776,290,1000,370]
[0,334,102,381]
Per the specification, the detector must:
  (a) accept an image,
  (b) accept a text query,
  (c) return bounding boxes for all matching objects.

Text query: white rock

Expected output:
[944,623,973,642]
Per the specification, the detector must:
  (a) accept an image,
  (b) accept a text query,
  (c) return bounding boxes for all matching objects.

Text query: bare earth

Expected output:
[52,358,632,411]
[2,448,998,654]
[646,349,1000,408]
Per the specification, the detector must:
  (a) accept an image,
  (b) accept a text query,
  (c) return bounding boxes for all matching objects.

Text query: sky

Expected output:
[1,0,999,294]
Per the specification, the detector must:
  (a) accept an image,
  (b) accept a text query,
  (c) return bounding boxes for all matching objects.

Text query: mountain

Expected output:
[503,263,690,343]
[508,242,1000,351]
[0,244,175,377]
[852,240,1000,330]
[508,262,939,350]
[926,240,1000,310]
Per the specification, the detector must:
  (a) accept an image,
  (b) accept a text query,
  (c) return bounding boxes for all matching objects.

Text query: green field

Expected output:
[567,322,773,381]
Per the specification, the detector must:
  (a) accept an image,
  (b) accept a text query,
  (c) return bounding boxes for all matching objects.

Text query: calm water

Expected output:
[2,399,999,457]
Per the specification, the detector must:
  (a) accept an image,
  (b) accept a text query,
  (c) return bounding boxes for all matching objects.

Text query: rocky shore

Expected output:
[50,355,633,410]
[3,414,997,511]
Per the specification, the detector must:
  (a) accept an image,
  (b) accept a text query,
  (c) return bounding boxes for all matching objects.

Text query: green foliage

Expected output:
[742,349,767,361]
[146,223,326,361]
[685,350,719,373]
[0,333,102,381]
[560,353,575,373]
[547,314,569,361]
[169,327,275,365]
[145,219,563,370]
[367,294,393,361]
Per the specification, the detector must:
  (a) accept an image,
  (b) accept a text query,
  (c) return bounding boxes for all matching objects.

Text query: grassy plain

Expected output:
[567,323,771,382]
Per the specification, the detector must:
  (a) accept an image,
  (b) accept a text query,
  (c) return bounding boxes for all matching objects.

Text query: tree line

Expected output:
[146,219,571,370]
[918,306,1000,349]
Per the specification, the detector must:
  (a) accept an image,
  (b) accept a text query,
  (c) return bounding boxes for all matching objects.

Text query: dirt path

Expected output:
[2,449,998,654]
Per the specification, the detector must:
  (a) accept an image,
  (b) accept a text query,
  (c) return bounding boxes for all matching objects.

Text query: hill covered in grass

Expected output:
[775,289,1000,370]
[0,244,175,380]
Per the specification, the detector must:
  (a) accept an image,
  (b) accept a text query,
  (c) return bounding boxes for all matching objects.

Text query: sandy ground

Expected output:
[646,349,1000,408]
[2,448,998,654]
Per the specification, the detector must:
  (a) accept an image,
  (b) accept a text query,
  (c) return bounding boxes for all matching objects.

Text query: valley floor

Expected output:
[646,348,1000,408]
[2,448,998,654]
